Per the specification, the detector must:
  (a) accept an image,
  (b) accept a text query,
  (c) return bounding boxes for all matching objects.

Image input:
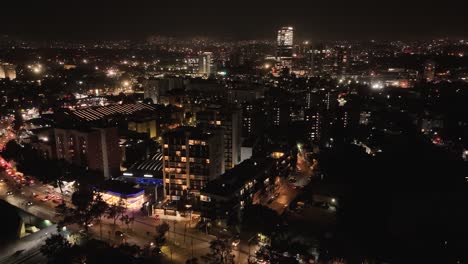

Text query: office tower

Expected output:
[54,127,121,179]
[304,110,321,143]
[423,60,436,82]
[199,52,214,77]
[196,107,242,170]
[162,127,224,199]
[277,27,294,67]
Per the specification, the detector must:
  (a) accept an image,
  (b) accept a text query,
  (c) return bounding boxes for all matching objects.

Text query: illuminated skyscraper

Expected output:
[276,27,294,65]
[199,52,214,77]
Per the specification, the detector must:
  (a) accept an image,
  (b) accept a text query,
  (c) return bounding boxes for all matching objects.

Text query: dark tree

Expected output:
[208,239,235,264]
[60,185,108,233]
[1,140,22,161]
[151,222,170,256]
[241,204,282,236]
[107,198,126,225]
[40,234,72,263]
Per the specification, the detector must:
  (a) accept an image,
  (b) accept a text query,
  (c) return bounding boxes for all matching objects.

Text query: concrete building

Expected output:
[143,78,186,104]
[198,52,214,77]
[196,106,242,170]
[200,152,293,226]
[304,110,321,143]
[128,118,158,138]
[162,126,224,199]
[54,127,121,179]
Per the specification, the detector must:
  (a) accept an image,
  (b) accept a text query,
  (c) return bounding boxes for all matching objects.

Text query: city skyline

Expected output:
[0,2,468,263]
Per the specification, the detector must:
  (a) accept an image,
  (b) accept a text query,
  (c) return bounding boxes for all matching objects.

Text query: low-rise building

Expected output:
[200,157,280,226]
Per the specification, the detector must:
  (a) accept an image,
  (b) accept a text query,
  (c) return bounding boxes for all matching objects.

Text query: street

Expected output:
[0,169,256,263]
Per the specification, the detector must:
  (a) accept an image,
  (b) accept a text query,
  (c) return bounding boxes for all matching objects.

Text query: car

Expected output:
[27,201,33,206]
[52,198,62,204]
[115,231,124,237]
[0,178,4,182]
[7,191,13,195]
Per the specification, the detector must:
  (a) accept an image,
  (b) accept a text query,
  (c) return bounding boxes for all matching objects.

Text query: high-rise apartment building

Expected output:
[196,107,242,170]
[304,110,321,143]
[162,127,224,199]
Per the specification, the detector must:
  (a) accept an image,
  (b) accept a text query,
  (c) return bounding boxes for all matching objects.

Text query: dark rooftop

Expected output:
[164,126,216,140]
[202,158,274,197]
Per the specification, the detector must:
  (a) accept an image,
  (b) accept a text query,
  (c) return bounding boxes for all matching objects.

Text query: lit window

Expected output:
[189,140,194,145]
[164,144,169,148]
[216,120,221,125]
[206,159,210,164]
[181,157,187,162]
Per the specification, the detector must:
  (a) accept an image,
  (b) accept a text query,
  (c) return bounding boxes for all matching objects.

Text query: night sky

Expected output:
[3,0,468,40]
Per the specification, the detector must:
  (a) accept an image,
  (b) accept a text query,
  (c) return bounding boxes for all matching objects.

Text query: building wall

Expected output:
[163,128,224,199]
[196,108,242,170]
[128,119,157,138]
[54,127,120,178]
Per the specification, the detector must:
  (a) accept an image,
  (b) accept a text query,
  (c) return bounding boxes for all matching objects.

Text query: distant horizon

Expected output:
[3,0,468,42]
[1,34,467,43]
